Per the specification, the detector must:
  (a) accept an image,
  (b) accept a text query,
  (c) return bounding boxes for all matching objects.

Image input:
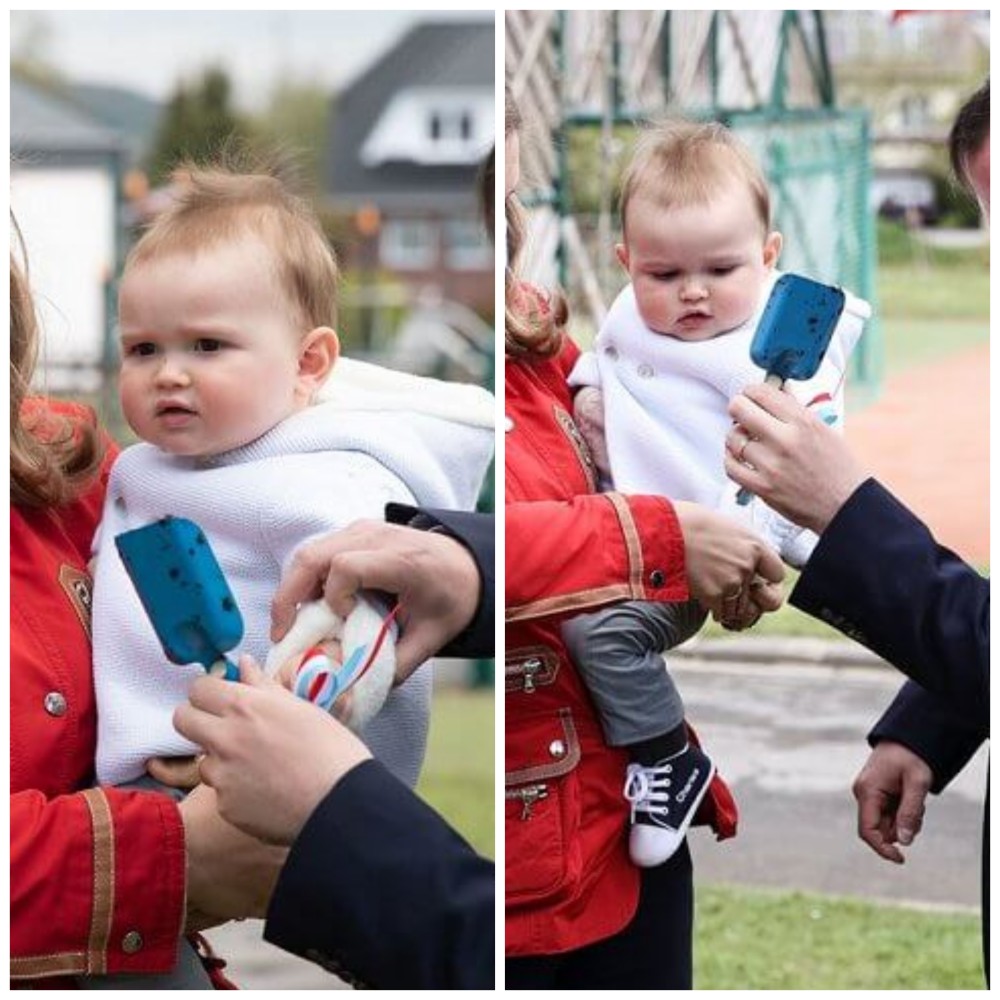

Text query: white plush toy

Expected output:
[264,597,398,732]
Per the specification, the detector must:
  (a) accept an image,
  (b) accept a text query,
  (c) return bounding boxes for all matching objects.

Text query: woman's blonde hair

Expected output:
[619,119,771,237]
[127,150,339,331]
[10,238,104,509]
[504,87,567,358]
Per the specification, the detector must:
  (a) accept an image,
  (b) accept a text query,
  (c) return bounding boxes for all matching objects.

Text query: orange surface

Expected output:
[847,344,989,565]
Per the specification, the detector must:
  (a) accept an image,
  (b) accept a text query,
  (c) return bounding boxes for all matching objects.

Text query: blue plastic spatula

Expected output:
[735,273,846,505]
[115,517,243,680]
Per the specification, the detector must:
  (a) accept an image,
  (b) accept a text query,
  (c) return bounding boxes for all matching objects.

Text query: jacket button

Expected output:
[121,930,143,954]
[44,692,68,717]
[637,362,655,378]
[549,740,566,758]
[649,569,665,588]
[603,345,619,360]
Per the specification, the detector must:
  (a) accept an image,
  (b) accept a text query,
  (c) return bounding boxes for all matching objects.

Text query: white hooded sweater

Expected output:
[569,274,870,566]
[92,361,494,786]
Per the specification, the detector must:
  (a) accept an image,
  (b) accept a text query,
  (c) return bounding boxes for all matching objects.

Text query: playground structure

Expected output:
[506,10,882,394]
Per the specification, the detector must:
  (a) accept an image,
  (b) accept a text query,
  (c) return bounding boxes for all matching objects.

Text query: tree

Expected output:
[254,80,333,190]
[10,12,63,90]
[146,66,251,184]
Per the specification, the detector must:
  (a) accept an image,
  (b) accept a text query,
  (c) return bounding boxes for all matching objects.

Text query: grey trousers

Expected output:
[562,599,706,746]
[76,776,215,990]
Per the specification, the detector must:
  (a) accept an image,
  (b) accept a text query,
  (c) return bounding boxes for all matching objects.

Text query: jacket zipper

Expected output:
[506,782,549,819]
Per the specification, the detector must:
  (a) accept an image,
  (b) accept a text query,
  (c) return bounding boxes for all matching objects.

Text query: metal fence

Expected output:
[507,9,883,397]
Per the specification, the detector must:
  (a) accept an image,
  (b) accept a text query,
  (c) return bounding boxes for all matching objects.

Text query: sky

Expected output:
[11,10,496,111]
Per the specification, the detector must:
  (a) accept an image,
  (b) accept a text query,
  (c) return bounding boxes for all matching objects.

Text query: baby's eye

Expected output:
[126,342,158,358]
[653,271,679,282]
[712,265,738,276]
[194,338,224,353]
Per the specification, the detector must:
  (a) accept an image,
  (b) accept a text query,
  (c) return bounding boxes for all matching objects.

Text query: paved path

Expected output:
[847,344,989,565]
[681,657,985,910]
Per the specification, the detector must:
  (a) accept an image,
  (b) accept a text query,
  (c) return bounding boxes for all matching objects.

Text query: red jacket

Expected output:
[10,402,186,987]
[505,339,737,957]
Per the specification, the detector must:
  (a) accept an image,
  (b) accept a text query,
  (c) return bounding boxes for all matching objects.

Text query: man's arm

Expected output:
[869,679,987,792]
[385,505,494,658]
[174,663,495,990]
[264,760,494,989]
[790,479,989,728]
[852,679,986,864]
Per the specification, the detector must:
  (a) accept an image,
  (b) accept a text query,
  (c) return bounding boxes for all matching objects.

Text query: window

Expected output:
[380,219,437,270]
[427,108,476,145]
[444,218,492,270]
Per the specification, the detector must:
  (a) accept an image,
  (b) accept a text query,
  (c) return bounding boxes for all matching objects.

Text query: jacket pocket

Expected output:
[505,645,559,695]
[505,708,582,902]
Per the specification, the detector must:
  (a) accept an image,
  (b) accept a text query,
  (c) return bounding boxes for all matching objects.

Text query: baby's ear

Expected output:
[763,231,783,268]
[297,327,339,398]
[615,243,630,272]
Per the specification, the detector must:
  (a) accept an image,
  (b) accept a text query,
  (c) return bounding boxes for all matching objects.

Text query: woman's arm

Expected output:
[506,493,784,623]
[11,787,186,979]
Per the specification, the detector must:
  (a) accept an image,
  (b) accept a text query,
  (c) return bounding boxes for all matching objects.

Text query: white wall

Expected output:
[12,166,116,392]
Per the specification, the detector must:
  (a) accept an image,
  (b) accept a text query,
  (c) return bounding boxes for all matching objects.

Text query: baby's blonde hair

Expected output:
[619,120,771,238]
[126,154,338,331]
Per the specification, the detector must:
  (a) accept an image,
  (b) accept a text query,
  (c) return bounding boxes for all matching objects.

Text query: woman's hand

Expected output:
[673,501,785,626]
[726,383,869,534]
[178,782,287,933]
[174,656,372,848]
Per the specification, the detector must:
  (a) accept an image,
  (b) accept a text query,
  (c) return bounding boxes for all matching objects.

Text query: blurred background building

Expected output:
[10,11,495,398]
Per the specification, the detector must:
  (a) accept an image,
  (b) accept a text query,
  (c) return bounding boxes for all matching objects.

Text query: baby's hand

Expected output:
[275,637,356,724]
[573,386,612,483]
[274,635,342,689]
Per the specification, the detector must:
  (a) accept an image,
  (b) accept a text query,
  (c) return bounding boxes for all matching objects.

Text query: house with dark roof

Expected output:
[11,75,128,391]
[326,20,495,316]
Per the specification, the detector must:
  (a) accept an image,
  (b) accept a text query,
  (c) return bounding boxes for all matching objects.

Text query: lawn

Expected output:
[695,884,984,989]
[417,686,495,859]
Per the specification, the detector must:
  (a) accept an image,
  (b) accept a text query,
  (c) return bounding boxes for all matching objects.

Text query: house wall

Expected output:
[347,209,493,317]
[12,166,116,392]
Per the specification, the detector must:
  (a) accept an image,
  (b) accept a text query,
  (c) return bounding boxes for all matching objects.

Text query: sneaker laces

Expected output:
[624,762,672,821]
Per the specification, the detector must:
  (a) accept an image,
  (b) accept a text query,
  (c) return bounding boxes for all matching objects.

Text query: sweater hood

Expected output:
[204,357,495,511]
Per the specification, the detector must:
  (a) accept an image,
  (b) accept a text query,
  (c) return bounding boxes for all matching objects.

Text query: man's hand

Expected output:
[852,740,934,864]
[271,520,481,683]
[725,383,869,534]
[174,656,372,847]
[673,500,785,626]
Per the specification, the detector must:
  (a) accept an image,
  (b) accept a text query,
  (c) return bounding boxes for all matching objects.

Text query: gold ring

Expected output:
[737,435,752,463]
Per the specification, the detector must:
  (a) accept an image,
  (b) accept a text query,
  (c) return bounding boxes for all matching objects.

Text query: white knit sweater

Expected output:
[92,362,494,786]
[569,274,870,566]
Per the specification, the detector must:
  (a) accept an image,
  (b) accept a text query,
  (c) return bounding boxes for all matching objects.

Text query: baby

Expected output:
[565,121,869,867]
[91,163,494,795]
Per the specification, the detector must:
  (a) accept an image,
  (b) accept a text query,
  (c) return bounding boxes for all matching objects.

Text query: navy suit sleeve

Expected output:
[869,679,986,793]
[385,504,495,657]
[264,759,495,989]
[791,479,989,730]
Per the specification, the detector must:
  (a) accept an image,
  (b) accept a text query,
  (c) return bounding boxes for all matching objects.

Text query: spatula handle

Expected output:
[735,373,785,506]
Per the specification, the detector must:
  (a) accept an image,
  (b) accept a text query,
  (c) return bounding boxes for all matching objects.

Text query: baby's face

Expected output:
[619,182,781,341]
[118,236,311,457]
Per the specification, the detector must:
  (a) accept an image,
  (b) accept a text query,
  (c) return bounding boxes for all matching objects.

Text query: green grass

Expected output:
[417,687,495,859]
[695,884,984,989]
[873,225,989,374]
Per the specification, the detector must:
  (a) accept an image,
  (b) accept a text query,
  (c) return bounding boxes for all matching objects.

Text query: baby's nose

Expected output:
[154,355,191,386]
[679,277,708,300]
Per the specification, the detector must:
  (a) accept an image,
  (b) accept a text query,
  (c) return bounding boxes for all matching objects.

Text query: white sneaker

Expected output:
[623,745,716,867]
